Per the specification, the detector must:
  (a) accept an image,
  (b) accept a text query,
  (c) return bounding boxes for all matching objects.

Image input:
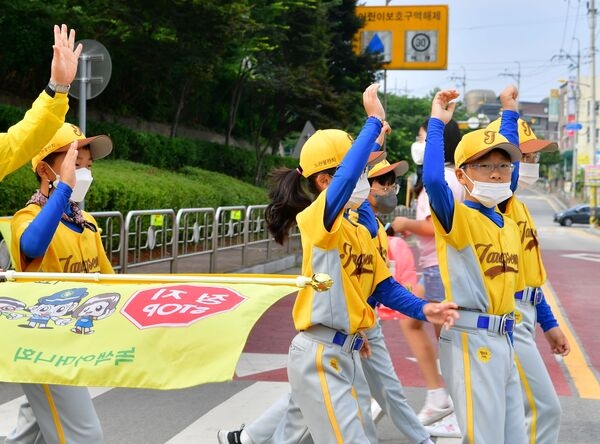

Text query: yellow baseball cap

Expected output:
[454,128,521,167]
[487,118,558,154]
[31,123,113,171]
[368,159,409,178]
[298,129,386,178]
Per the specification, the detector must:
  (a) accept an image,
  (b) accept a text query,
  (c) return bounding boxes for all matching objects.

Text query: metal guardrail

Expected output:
[91,204,301,273]
[0,204,414,274]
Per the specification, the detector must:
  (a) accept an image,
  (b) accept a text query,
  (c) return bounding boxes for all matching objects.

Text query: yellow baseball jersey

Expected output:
[431,202,525,315]
[0,91,68,181]
[346,211,389,261]
[11,205,114,274]
[374,220,389,261]
[502,196,546,287]
[294,192,391,334]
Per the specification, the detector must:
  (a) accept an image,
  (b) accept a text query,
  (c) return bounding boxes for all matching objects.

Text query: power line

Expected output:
[499,61,521,91]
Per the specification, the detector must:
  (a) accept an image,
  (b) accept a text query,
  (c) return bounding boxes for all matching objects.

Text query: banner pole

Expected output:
[0,271,333,292]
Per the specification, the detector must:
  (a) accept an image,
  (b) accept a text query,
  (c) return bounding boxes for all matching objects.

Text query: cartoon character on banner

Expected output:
[18,288,87,329]
[71,292,121,335]
[0,297,27,320]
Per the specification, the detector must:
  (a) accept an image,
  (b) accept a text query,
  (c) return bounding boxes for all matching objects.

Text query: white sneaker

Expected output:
[424,413,462,438]
[418,402,454,426]
[216,426,244,444]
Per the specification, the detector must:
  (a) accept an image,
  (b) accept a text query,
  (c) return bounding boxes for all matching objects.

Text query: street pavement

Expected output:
[1,187,599,443]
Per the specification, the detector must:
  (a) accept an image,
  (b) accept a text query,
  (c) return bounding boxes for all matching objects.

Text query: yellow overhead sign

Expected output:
[354,5,448,70]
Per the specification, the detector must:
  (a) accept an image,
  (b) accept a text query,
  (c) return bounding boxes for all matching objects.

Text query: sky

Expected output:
[361,0,595,102]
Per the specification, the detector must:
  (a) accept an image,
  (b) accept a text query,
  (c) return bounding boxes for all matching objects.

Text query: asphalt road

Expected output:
[1,187,599,443]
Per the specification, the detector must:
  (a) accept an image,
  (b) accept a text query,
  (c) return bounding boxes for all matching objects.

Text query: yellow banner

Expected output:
[0,278,297,389]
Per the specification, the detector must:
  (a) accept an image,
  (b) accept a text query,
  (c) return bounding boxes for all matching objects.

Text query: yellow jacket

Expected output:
[0,90,68,181]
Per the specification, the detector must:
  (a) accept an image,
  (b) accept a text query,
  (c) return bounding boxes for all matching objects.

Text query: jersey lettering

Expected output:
[474,243,519,278]
[340,242,374,277]
[516,220,539,251]
[59,254,100,273]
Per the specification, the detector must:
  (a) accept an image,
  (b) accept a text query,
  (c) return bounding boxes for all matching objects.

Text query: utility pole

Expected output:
[573,38,581,198]
[554,41,583,197]
[590,0,597,166]
[589,0,598,226]
[449,66,467,99]
[499,61,521,104]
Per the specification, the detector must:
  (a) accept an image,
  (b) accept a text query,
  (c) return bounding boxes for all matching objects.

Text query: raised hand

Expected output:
[499,84,519,112]
[50,24,83,86]
[430,89,459,124]
[363,83,385,121]
[59,141,79,190]
[375,120,392,146]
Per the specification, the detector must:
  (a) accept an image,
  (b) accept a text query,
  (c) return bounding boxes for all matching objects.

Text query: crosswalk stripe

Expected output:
[165,381,290,442]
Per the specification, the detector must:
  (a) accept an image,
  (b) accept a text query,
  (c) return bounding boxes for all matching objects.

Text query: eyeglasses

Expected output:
[371,183,400,195]
[464,163,514,174]
[521,152,540,163]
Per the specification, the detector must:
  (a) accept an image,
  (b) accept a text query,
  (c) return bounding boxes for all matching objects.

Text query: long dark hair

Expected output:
[264,168,309,245]
[265,166,335,245]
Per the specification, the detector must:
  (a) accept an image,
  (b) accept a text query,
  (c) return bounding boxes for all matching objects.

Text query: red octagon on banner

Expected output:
[121,284,247,329]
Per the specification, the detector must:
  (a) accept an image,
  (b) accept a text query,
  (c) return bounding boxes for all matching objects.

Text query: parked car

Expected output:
[553,204,600,226]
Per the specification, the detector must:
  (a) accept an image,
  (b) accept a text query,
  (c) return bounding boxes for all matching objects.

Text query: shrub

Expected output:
[0,160,268,217]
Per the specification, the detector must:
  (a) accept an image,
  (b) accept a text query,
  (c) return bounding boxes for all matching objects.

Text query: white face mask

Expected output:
[347,171,370,209]
[71,168,94,202]
[463,172,512,208]
[411,141,426,165]
[518,162,539,187]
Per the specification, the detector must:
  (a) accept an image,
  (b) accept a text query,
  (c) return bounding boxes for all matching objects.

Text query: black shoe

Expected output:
[216,424,244,444]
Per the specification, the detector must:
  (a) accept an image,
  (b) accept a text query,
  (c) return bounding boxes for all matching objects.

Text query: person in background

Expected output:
[7,123,113,444]
[410,120,427,193]
[0,24,82,181]
[489,89,570,443]
[391,120,463,430]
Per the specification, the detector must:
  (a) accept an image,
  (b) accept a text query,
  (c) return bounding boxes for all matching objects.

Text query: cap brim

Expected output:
[466,142,521,164]
[50,135,114,160]
[77,135,113,160]
[520,139,558,154]
[369,160,409,178]
[367,150,387,166]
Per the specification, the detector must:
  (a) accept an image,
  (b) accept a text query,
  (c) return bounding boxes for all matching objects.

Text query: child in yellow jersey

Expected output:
[423,88,528,444]
[264,83,458,443]
[488,86,570,444]
[7,123,113,444]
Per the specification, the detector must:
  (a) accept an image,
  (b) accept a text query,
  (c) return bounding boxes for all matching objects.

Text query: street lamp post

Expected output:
[589,0,598,226]
[573,38,581,198]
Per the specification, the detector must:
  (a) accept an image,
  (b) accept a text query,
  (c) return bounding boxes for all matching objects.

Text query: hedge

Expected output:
[0,102,297,185]
[0,160,268,217]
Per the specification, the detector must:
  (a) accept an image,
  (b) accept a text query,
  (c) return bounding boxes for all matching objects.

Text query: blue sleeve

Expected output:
[372,141,382,152]
[422,118,455,233]
[498,110,520,192]
[535,289,559,332]
[20,182,72,258]
[324,117,382,230]
[355,201,378,238]
[371,277,427,321]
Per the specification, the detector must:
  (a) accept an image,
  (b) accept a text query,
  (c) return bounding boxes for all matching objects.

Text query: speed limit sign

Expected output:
[405,30,438,62]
